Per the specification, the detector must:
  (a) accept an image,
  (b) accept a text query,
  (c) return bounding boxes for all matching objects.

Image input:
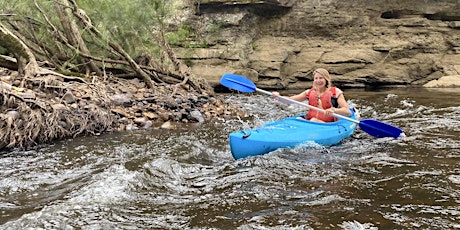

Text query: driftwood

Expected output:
[0,1,224,151]
[0,77,114,150]
[0,22,113,149]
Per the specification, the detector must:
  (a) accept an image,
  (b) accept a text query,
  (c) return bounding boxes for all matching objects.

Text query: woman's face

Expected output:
[313,72,327,88]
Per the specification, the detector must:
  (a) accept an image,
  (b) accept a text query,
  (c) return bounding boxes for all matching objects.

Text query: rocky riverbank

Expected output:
[0,67,243,150]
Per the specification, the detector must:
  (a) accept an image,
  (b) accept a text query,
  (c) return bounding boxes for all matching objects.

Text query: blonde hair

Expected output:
[313,68,332,88]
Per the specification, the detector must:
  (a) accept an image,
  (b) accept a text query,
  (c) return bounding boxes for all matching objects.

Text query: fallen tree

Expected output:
[0,0,211,93]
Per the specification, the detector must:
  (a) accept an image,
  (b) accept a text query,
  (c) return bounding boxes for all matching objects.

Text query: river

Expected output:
[0,88,459,229]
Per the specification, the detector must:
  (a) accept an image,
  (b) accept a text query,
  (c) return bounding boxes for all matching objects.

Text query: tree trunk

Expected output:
[0,22,39,80]
[54,0,103,76]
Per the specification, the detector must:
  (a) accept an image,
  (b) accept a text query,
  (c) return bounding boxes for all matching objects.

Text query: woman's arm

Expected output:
[272,90,308,104]
[290,90,308,102]
[333,94,351,116]
[325,92,351,116]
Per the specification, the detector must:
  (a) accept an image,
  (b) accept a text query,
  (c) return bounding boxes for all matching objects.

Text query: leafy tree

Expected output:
[0,0,206,92]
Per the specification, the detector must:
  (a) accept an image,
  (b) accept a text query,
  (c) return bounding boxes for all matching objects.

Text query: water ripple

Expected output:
[1,89,460,229]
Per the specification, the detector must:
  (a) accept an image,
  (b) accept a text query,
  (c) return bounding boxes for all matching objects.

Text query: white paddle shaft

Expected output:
[256,88,359,124]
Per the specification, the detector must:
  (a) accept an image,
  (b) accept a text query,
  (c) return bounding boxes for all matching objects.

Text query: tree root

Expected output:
[0,73,114,150]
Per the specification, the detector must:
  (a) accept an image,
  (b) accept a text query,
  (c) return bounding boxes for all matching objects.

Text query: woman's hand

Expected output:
[272,92,280,99]
[325,108,336,116]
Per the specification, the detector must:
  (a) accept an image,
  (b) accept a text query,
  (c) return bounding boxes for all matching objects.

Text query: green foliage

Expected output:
[208,19,223,35]
[166,25,211,48]
[166,25,193,46]
[0,0,183,62]
[0,46,7,55]
[0,1,31,14]
[0,0,218,77]
[77,0,172,56]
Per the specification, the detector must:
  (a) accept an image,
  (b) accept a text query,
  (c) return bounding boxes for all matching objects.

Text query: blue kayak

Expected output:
[229,109,358,160]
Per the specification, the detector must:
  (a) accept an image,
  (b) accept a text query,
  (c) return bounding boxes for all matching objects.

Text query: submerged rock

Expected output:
[190,110,205,123]
[160,121,174,129]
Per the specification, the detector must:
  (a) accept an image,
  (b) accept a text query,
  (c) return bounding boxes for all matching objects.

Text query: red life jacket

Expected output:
[306,87,338,122]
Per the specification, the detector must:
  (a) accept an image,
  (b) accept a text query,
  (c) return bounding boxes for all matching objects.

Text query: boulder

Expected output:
[424,75,460,88]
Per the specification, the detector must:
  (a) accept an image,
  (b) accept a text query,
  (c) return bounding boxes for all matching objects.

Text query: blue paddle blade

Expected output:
[359,119,404,138]
[220,73,257,93]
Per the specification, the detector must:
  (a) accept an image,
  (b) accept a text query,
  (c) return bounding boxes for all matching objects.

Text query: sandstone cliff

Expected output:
[174,0,460,89]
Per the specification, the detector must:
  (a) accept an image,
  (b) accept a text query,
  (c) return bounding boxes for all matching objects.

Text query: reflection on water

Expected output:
[0,88,459,229]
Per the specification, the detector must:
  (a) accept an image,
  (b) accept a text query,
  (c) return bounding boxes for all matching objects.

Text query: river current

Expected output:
[0,88,459,229]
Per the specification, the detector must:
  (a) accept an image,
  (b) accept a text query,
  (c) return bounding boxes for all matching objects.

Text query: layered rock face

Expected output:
[175,0,460,89]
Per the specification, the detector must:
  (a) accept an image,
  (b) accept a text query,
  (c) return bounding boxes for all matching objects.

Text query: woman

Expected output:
[272,68,351,122]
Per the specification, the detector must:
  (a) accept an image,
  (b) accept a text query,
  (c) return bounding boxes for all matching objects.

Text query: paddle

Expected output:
[220,73,404,139]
